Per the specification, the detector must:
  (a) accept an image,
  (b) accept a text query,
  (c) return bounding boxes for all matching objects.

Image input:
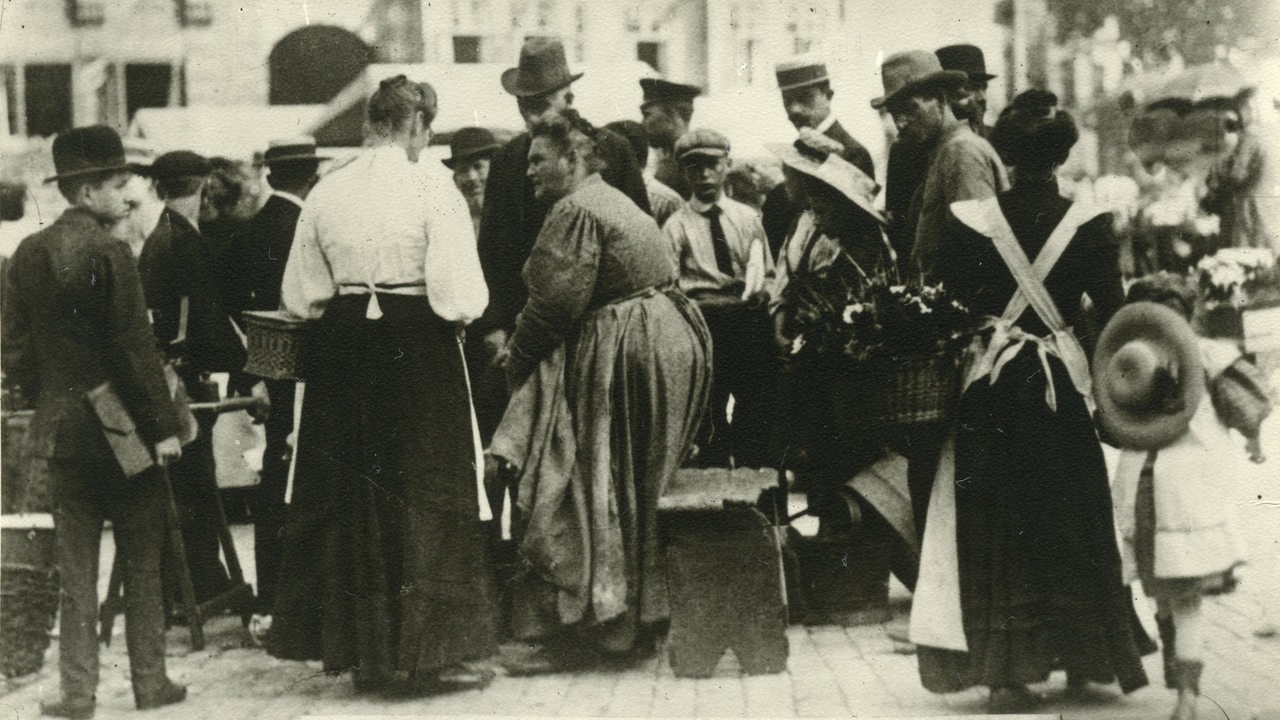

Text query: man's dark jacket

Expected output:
[221,194,302,320]
[475,126,651,334]
[2,207,182,458]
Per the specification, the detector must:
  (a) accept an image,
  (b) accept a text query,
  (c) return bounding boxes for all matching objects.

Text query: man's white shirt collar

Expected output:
[812,114,836,135]
[689,195,722,214]
[271,190,305,208]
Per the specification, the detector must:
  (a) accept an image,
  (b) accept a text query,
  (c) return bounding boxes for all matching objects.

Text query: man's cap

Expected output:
[443,127,502,169]
[935,44,997,82]
[674,128,731,160]
[500,37,583,98]
[43,125,145,184]
[145,150,212,179]
[263,136,328,165]
[870,50,968,110]
[640,78,702,108]
[775,57,830,92]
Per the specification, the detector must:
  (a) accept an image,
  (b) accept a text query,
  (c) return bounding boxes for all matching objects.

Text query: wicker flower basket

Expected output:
[828,353,962,432]
[242,310,310,381]
[1,515,59,679]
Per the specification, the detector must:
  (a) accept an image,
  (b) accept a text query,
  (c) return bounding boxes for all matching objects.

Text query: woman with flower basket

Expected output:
[910,90,1149,713]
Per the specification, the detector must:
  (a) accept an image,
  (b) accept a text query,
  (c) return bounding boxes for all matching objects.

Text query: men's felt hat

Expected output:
[262,136,328,165]
[674,128,730,160]
[145,150,212,179]
[442,127,502,169]
[43,125,146,184]
[1092,301,1205,450]
[501,37,582,98]
[640,78,702,108]
[767,131,885,226]
[775,57,830,92]
[936,44,997,81]
[870,50,968,109]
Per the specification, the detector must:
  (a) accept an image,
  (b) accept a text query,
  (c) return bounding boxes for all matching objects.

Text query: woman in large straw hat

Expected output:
[1101,274,1269,720]
[912,90,1148,712]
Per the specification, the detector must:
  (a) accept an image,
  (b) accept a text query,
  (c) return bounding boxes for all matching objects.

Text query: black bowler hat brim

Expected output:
[500,67,584,98]
[263,153,330,165]
[43,162,147,185]
[639,78,702,106]
[442,144,502,169]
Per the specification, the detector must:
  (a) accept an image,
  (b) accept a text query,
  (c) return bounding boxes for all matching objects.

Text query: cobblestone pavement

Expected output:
[4,419,1278,719]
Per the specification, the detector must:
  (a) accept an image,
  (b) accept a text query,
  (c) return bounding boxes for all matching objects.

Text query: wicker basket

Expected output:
[829,353,961,432]
[1,516,58,678]
[242,310,310,381]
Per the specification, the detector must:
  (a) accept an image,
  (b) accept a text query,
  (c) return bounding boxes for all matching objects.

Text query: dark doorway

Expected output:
[125,63,173,121]
[24,64,72,137]
[269,26,372,105]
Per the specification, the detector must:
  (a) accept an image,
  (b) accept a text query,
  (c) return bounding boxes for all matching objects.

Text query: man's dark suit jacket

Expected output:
[761,119,876,257]
[221,194,302,319]
[139,207,246,378]
[2,207,181,459]
[475,125,652,334]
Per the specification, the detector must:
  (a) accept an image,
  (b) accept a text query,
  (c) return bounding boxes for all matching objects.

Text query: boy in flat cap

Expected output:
[3,125,187,718]
[663,129,775,468]
[139,150,266,611]
[640,77,702,198]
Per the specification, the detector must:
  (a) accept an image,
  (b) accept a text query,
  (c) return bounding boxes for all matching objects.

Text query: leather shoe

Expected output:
[135,680,187,710]
[39,698,95,719]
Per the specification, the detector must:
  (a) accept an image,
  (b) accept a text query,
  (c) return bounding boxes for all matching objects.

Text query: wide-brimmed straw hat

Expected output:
[870,50,967,110]
[43,125,147,184]
[501,37,582,98]
[766,131,885,225]
[1092,302,1205,450]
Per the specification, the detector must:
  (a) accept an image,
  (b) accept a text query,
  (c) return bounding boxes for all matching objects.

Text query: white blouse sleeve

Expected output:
[280,197,336,320]
[423,173,489,323]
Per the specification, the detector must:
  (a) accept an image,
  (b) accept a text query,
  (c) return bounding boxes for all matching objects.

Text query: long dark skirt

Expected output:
[268,295,497,688]
[918,346,1149,694]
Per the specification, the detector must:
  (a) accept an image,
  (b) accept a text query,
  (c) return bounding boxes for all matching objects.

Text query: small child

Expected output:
[1098,273,1270,720]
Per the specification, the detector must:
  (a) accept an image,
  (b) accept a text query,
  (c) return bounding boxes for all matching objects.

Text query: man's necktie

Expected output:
[703,206,735,276]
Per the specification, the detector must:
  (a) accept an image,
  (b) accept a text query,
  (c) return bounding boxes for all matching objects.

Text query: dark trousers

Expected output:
[253,378,294,614]
[899,422,947,547]
[51,447,171,703]
[163,373,230,605]
[696,301,777,468]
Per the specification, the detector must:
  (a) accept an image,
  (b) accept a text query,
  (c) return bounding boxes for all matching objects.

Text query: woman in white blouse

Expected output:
[267,76,498,696]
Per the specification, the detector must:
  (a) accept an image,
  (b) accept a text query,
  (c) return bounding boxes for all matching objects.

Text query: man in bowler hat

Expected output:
[443,127,502,236]
[640,77,702,198]
[474,37,650,441]
[139,150,266,609]
[219,137,324,640]
[2,125,187,717]
[936,44,997,137]
[761,57,876,258]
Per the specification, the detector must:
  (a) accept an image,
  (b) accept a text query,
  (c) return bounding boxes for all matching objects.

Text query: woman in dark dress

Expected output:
[267,76,497,695]
[914,90,1149,712]
[490,110,711,673]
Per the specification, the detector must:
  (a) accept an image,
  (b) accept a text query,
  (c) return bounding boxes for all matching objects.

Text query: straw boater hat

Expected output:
[1092,302,1205,450]
[774,57,830,92]
[501,37,582,98]
[870,50,968,109]
[765,130,885,225]
[262,136,328,165]
[43,125,148,184]
[442,127,502,169]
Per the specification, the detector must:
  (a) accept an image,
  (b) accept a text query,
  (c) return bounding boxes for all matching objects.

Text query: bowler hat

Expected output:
[640,78,702,109]
[870,50,967,110]
[936,44,997,82]
[767,130,885,226]
[674,128,730,160]
[145,150,212,179]
[501,37,583,98]
[263,136,328,165]
[442,127,502,169]
[1092,302,1205,450]
[43,125,145,184]
[775,57,830,92]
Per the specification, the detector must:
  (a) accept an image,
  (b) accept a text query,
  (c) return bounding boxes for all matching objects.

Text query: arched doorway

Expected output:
[269,26,373,105]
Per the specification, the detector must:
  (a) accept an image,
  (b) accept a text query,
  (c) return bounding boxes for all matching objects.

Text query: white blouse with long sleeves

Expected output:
[280,144,488,323]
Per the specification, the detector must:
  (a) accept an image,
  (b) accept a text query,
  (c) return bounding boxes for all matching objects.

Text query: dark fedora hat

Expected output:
[870,50,967,110]
[43,125,146,184]
[501,37,583,98]
[936,44,997,82]
[263,135,329,165]
[1092,302,1205,450]
[442,127,502,169]
[640,77,702,109]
